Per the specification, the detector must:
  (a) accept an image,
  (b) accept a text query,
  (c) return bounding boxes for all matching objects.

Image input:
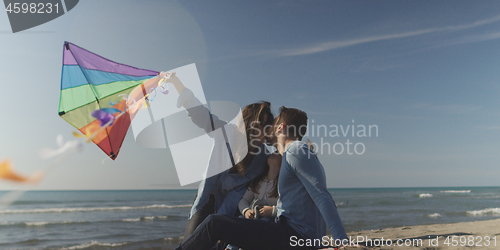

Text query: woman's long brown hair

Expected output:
[230,101,274,175]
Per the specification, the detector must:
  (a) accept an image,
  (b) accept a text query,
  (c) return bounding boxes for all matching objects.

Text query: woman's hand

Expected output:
[258,206,274,218]
[244,209,255,219]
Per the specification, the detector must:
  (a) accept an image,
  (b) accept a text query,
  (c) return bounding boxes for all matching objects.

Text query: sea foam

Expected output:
[0,204,191,215]
[427,213,441,218]
[466,208,500,216]
[418,193,433,198]
[121,218,141,222]
[25,222,51,227]
[122,216,169,222]
[61,240,128,249]
[440,190,471,193]
[0,216,174,229]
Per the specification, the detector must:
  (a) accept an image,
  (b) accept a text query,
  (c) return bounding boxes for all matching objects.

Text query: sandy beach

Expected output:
[337,218,500,250]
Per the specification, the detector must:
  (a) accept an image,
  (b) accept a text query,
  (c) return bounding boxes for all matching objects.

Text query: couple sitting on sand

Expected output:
[167,75,348,250]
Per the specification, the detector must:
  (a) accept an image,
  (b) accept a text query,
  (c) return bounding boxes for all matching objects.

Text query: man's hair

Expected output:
[275,106,308,140]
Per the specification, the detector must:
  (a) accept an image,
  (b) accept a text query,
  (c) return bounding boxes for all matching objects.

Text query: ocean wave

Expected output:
[60,237,183,250]
[25,221,52,227]
[440,190,471,193]
[0,221,17,226]
[24,220,89,227]
[61,240,129,250]
[5,237,183,249]
[485,195,500,199]
[466,208,500,216]
[122,216,169,222]
[12,200,62,205]
[121,218,141,222]
[418,193,433,198]
[6,238,47,245]
[427,213,441,218]
[0,220,90,228]
[0,216,176,229]
[0,204,191,215]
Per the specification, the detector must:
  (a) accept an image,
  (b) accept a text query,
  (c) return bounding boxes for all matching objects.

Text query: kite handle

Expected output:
[158,71,176,94]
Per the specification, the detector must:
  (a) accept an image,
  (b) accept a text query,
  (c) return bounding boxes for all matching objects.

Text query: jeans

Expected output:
[183,194,216,239]
[175,214,312,250]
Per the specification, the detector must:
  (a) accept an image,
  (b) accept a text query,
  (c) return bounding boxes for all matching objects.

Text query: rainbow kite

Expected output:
[59,42,159,159]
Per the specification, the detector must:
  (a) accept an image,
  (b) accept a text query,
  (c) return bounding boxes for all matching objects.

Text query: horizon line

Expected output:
[0,185,497,192]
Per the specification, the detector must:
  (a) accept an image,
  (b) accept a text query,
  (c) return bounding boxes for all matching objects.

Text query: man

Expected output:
[176,106,348,250]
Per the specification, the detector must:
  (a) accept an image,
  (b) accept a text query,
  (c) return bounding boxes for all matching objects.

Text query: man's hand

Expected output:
[244,209,255,219]
[258,206,273,218]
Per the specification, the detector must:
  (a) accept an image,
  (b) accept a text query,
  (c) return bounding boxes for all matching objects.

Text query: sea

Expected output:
[0,187,499,249]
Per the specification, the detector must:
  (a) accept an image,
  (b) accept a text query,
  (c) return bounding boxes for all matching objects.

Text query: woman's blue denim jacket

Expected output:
[177,88,270,219]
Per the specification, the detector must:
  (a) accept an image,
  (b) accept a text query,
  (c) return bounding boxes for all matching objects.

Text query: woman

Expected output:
[238,153,281,221]
[166,74,275,239]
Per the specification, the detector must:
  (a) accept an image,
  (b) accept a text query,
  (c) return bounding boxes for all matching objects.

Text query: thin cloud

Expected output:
[444,31,500,46]
[269,15,500,57]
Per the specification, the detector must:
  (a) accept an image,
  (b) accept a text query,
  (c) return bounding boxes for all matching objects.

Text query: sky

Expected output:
[0,0,499,190]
